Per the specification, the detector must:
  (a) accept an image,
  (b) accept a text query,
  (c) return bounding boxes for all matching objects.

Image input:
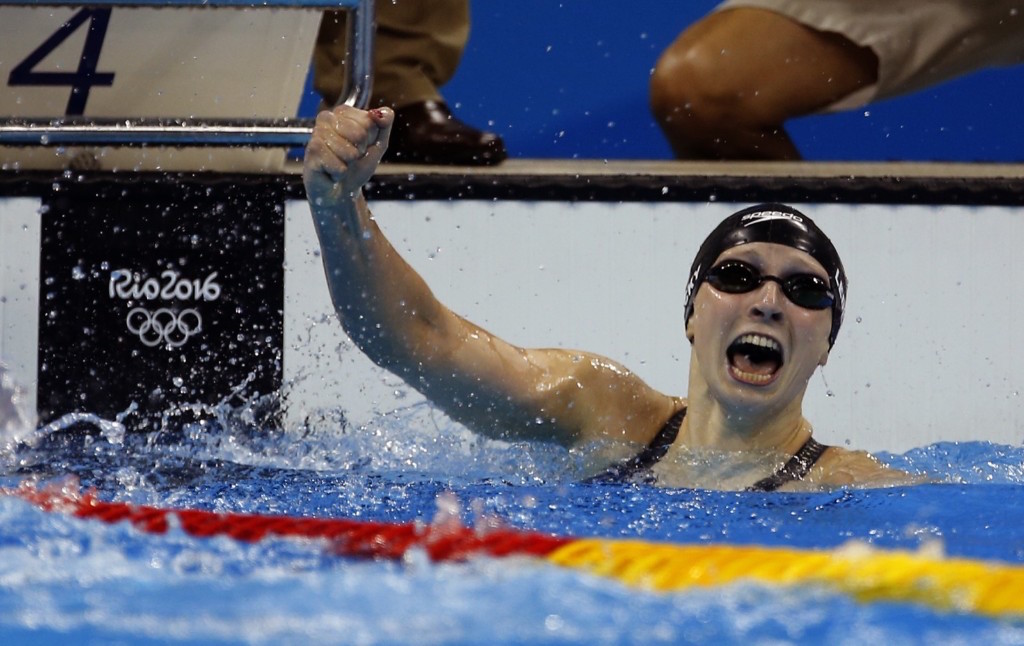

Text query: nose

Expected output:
[750,280,784,322]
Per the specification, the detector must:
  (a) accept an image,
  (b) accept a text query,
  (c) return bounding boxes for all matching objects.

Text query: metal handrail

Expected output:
[0,0,373,147]
[0,117,314,147]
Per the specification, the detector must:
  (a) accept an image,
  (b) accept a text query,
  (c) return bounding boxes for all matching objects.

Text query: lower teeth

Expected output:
[733,368,773,383]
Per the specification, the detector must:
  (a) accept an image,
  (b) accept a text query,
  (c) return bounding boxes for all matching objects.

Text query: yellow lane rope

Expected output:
[548,540,1024,617]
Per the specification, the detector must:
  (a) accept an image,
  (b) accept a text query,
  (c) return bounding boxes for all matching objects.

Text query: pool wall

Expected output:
[2,168,1024,452]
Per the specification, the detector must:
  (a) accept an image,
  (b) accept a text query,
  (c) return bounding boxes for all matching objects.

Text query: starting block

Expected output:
[0,3,324,171]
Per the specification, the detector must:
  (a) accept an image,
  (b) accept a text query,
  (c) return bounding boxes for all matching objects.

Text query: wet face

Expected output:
[686,242,832,412]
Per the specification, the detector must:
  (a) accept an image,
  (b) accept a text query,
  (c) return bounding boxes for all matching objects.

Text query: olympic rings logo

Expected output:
[126,307,203,348]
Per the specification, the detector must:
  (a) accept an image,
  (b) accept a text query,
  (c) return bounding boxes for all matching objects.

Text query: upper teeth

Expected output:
[737,334,780,352]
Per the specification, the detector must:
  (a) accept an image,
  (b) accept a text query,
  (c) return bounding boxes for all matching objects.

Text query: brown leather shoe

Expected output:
[383,100,507,165]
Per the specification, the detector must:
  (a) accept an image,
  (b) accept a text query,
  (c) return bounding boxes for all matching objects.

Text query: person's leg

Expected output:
[371,0,468,108]
[650,8,878,160]
[314,1,464,107]
[313,0,505,165]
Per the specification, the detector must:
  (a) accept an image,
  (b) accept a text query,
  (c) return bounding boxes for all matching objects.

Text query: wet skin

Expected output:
[684,242,832,452]
[304,105,916,490]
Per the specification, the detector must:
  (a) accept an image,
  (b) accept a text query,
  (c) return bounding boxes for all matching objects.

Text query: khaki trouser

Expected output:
[314,0,469,108]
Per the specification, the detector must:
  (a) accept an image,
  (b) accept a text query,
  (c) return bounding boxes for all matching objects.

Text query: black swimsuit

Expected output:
[585,407,830,491]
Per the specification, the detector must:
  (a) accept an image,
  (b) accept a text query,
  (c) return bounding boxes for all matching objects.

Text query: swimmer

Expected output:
[303,105,914,491]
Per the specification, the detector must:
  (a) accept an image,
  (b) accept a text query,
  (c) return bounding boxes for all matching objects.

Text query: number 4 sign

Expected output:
[0,6,320,171]
[9,8,115,116]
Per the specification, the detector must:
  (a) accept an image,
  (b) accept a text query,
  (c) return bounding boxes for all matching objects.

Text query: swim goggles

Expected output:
[704,260,835,310]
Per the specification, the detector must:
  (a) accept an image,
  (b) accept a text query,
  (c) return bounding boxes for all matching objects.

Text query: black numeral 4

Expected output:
[9,8,116,116]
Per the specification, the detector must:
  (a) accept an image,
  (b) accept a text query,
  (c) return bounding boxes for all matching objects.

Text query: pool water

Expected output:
[1,401,1023,645]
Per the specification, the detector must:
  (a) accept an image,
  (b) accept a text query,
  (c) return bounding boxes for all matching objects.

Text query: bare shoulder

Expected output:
[809,446,925,488]
[533,348,679,447]
[418,316,676,447]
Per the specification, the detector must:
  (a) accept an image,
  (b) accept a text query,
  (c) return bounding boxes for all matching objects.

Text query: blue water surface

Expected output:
[1,402,1023,645]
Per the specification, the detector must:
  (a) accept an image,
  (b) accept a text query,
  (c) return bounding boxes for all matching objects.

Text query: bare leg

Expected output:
[650,8,879,160]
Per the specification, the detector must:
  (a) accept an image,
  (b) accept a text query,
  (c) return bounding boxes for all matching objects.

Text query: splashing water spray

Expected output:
[0,360,37,456]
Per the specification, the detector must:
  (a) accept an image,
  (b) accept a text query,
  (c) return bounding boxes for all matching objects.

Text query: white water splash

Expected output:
[0,361,37,456]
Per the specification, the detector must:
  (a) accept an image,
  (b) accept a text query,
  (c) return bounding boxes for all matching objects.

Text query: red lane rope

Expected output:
[6,483,572,562]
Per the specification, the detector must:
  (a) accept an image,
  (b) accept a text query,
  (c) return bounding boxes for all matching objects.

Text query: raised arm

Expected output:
[302,106,676,446]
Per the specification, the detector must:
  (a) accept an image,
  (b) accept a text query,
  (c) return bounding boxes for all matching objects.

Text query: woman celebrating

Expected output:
[303,105,911,490]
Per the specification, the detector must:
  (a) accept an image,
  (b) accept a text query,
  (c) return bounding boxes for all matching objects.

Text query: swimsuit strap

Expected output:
[584,407,686,484]
[746,436,830,492]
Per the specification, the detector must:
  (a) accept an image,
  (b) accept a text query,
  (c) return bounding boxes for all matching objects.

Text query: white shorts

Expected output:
[715,0,1024,108]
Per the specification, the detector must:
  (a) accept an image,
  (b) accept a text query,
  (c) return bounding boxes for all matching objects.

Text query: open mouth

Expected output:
[727,333,784,386]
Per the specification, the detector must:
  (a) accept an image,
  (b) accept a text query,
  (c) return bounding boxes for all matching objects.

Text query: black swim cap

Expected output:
[683,203,847,348]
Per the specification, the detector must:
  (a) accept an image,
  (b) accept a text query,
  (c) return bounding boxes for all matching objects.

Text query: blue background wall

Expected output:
[302,1,1024,162]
